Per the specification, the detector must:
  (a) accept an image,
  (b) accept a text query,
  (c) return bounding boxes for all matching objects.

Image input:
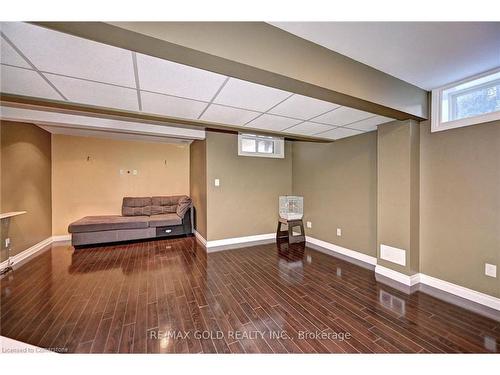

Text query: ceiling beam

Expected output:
[32,22,429,121]
[0,93,331,143]
[0,104,206,141]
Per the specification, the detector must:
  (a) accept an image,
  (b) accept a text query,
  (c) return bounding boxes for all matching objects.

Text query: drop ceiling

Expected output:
[0,22,394,141]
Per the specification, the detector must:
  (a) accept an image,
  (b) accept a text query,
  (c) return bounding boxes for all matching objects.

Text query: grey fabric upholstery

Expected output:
[68,195,193,246]
[151,195,182,215]
[122,197,152,216]
[71,228,155,246]
[151,205,176,215]
[68,215,150,233]
[151,196,182,206]
[176,196,192,217]
[148,213,182,227]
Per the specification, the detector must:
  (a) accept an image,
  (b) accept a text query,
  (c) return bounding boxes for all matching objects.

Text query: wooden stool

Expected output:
[276,218,305,244]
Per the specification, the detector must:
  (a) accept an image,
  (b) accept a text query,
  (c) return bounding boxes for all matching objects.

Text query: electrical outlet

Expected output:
[214,178,220,187]
[5,238,10,248]
[119,169,125,175]
[336,228,342,237]
[306,221,312,229]
[133,170,138,175]
[485,263,497,278]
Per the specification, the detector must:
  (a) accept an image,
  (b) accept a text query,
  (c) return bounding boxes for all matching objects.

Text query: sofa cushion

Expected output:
[148,213,182,227]
[68,215,150,233]
[151,205,176,215]
[151,195,183,215]
[122,197,152,216]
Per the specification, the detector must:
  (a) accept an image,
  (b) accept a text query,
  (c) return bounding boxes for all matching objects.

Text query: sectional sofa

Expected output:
[68,196,193,246]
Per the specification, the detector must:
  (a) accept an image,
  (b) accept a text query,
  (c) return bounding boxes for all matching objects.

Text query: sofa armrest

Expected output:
[176,196,192,218]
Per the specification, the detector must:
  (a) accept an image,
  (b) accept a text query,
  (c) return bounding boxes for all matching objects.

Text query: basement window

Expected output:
[431,68,500,132]
[238,133,284,158]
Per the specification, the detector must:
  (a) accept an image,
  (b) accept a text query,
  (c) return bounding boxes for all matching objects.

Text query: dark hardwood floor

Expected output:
[1,236,499,353]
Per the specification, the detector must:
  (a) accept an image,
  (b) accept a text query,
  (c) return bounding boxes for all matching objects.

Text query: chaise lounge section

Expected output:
[68,195,193,247]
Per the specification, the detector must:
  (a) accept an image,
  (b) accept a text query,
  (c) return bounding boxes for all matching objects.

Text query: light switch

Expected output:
[133,170,138,175]
[306,221,312,228]
[485,263,497,278]
[214,178,220,187]
[336,228,342,237]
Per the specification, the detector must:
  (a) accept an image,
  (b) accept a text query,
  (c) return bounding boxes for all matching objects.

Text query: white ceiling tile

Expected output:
[0,36,30,68]
[285,121,334,135]
[314,106,374,126]
[141,91,206,119]
[319,127,364,140]
[200,104,259,125]
[245,114,302,132]
[136,53,227,101]
[1,65,62,99]
[45,74,139,111]
[214,78,291,112]
[268,94,340,120]
[1,22,136,87]
[347,116,393,131]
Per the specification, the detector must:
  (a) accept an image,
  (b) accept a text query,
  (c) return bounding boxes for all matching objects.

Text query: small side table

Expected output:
[276,217,305,244]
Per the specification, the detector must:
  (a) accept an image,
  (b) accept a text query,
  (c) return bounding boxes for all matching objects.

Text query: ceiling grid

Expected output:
[0,22,395,140]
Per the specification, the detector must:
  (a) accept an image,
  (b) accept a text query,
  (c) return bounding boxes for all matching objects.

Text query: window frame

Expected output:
[431,67,500,133]
[237,133,285,159]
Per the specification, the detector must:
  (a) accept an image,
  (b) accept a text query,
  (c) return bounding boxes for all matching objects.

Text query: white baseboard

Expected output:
[193,230,207,246]
[0,236,53,271]
[0,234,72,272]
[206,233,275,252]
[375,265,500,311]
[52,234,71,242]
[306,236,377,266]
[375,265,420,286]
[194,231,275,252]
[307,236,500,313]
[419,273,500,311]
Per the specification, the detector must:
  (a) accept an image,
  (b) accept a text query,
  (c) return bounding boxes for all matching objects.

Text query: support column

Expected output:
[377,120,420,278]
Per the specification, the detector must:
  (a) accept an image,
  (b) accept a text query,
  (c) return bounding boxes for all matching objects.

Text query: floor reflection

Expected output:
[276,239,305,284]
[69,235,206,276]
[484,336,497,352]
[379,289,406,317]
[336,267,342,278]
[1,237,499,353]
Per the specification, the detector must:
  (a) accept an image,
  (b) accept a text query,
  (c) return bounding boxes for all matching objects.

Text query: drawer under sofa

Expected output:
[155,225,186,237]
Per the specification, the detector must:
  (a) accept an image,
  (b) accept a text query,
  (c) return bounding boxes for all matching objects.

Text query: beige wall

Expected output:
[292,132,378,257]
[3,117,497,301]
[1,121,52,260]
[420,120,500,298]
[290,118,499,298]
[190,140,207,239]
[377,120,420,275]
[52,134,190,235]
[206,132,292,241]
